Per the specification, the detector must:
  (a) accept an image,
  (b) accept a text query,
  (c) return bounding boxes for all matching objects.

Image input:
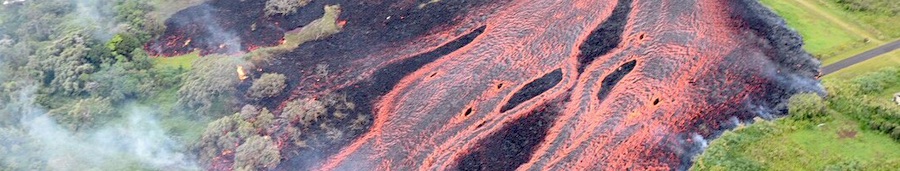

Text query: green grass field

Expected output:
[816,0,900,39]
[741,113,900,170]
[152,51,199,70]
[759,0,867,62]
[695,71,900,170]
[759,0,898,67]
[694,111,900,170]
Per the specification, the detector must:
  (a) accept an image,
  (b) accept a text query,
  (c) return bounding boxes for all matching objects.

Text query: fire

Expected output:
[237,66,248,81]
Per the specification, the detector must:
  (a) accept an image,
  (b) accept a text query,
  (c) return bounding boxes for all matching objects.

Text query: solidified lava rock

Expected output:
[152,0,822,170]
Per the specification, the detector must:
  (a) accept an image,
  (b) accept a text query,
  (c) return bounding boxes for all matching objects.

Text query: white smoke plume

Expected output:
[72,0,126,41]
[0,87,199,170]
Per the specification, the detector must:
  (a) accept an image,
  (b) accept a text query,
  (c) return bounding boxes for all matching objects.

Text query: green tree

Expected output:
[13,0,73,41]
[177,56,242,116]
[27,33,95,96]
[256,108,275,133]
[233,135,281,171]
[47,97,115,131]
[248,73,286,99]
[282,98,326,126]
[197,115,240,164]
[788,93,828,123]
[239,105,260,120]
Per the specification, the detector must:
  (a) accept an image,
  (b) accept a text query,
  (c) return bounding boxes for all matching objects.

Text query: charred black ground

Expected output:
[456,102,561,171]
[500,69,563,113]
[576,0,632,73]
[597,60,637,102]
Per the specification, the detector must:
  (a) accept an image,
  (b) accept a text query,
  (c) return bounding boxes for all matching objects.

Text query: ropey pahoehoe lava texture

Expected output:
[152,0,823,170]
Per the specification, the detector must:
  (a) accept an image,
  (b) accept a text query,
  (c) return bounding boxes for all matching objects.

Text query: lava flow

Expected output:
[315,0,821,170]
[152,0,822,170]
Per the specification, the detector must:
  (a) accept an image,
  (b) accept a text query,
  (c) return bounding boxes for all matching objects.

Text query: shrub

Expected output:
[197,115,239,164]
[233,135,281,171]
[47,97,115,131]
[256,108,274,132]
[282,98,326,126]
[264,0,311,16]
[177,56,242,116]
[247,73,286,99]
[239,105,260,120]
[788,93,828,123]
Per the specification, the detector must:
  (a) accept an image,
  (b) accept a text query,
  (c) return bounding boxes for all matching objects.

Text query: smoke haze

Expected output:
[0,86,198,170]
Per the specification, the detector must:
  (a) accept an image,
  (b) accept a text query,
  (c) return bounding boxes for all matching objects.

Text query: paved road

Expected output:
[822,40,900,75]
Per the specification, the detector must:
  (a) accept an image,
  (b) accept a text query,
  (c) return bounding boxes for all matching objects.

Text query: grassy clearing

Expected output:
[817,0,900,39]
[152,51,200,70]
[246,5,343,63]
[148,4,343,68]
[694,112,900,170]
[694,68,900,170]
[827,49,900,79]
[742,113,900,170]
[759,0,899,68]
[759,0,870,63]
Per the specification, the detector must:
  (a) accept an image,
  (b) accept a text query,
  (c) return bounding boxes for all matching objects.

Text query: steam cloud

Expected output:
[0,86,198,170]
[175,3,243,54]
[72,0,125,41]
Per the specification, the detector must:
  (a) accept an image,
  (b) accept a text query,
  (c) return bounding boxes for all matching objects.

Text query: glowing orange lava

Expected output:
[156,0,821,170]
[306,0,820,170]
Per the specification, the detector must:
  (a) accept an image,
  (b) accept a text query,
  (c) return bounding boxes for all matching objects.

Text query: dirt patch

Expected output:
[838,129,858,139]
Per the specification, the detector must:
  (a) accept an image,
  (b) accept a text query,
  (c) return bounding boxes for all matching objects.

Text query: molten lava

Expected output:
[152,0,821,170]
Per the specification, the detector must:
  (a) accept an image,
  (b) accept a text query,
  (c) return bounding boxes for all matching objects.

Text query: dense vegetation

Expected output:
[694,67,900,170]
[0,0,205,170]
[0,0,162,125]
[1,0,352,169]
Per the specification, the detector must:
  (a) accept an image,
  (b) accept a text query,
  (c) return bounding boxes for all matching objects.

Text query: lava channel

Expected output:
[152,0,823,170]
[315,0,820,170]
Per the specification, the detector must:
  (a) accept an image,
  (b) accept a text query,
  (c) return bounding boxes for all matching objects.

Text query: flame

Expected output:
[237,66,248,81]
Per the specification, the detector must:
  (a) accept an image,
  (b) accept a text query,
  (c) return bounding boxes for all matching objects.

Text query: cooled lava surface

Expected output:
[152,0,823,170]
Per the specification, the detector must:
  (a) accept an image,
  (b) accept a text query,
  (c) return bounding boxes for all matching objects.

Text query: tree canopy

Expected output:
[248,73,286,99]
